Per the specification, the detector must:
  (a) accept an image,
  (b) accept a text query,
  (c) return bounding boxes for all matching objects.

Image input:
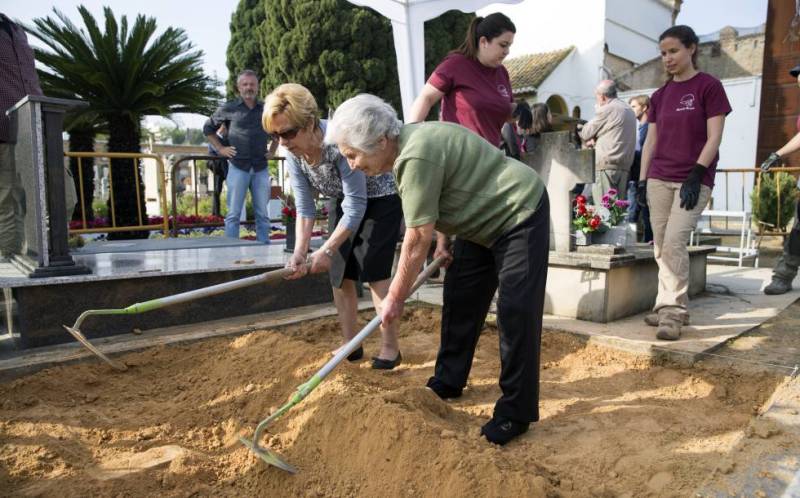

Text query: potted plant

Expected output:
[593,188,632,246]
[572,194,601,245]
[751,171,798,232]
[281,194,297,253]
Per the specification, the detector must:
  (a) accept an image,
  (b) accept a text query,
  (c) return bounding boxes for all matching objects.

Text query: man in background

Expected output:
[627,94,653,243]
[204,69,276,243]
[578,80,637,203]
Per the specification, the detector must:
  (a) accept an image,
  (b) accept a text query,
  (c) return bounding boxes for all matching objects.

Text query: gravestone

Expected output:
[6,95,90,277]
[524,131,595,252]
[523,131,712,323]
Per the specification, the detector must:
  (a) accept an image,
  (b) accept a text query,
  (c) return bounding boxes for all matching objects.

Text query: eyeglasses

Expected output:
[273,126,301,141]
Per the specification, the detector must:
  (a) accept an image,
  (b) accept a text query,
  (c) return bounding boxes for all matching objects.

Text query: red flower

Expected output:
[577,205,587,216]
[589,217,600,229]
[575,195,587,205]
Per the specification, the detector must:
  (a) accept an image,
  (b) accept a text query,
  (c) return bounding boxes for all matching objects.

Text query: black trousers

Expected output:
[434,193,550,423]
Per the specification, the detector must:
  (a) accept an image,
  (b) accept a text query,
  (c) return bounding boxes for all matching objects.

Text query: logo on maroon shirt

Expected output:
[497,84,510,98]
[676,94,696,112]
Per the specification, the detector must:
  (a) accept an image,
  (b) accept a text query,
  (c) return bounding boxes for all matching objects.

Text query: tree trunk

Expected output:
[68,128,95,222]
[106,114,148,240]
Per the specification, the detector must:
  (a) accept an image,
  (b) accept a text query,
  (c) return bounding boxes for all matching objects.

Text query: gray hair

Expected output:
[237,69,258,83]
[596,79,617,98]
[325,94,402,153]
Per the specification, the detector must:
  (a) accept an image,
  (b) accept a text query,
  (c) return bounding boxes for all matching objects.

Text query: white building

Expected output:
[479,0,679,121]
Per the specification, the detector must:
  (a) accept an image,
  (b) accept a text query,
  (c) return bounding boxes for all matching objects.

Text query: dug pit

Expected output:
[0,305,786,497]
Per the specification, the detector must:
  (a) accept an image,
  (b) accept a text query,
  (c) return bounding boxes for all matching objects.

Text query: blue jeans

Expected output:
[225,163,270,243]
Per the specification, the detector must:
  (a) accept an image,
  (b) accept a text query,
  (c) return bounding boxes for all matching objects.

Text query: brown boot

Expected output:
[644,313,689,327]
[656,319,681,341]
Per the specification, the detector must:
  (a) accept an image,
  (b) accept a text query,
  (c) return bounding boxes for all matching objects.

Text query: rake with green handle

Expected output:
[63,265,310,372]
[239,257,445,473]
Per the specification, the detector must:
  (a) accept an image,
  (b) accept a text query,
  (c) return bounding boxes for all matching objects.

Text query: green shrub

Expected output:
[92,198,109,218]
[751,172,798,231]
[171,191,253,219]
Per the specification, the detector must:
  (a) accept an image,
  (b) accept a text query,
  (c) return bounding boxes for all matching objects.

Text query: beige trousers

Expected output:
[590,168,629,204]
[647,179,712,321]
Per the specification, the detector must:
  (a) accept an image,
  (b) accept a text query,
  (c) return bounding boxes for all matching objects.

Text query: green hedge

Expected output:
[751,172,798,231]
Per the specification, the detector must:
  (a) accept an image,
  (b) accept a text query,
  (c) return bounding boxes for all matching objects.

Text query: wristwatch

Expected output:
[323,247,335,258]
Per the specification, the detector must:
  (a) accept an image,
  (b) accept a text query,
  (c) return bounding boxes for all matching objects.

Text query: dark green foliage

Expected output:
[186,128,206,145]
[751,172,799,231]
[246,0,471,118]
[166,127,187,144]
[226,0,266,99]
[66,128,96,221]
[28,6,222,238]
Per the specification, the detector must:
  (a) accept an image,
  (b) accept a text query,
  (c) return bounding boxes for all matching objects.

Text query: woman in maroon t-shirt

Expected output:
[407,13,519,147]
[638,25,732,341]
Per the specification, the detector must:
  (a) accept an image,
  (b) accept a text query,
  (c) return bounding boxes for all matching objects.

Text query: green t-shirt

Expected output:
[394,122,545,247]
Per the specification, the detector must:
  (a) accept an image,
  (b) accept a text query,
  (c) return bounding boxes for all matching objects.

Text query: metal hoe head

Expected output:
[238,435,297,474]
[63,319,128,372]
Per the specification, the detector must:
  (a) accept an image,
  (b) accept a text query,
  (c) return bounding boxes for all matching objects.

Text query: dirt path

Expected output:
[0,305,783,497]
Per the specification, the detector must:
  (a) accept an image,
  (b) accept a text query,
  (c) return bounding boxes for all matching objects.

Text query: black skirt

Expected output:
[329,194,402,288]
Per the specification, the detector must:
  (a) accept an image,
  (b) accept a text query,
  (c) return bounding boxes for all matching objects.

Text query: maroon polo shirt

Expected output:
[428,53,513,147]
[647,72,732,187]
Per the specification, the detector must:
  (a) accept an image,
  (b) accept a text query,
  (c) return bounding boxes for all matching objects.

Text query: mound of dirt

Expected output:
[0,305,782,497]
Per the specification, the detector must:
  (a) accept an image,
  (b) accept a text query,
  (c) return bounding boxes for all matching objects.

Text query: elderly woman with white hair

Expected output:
[263,84,403,369]
[326,94,550,446]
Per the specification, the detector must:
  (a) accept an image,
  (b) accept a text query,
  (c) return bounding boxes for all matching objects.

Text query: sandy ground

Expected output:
[0,305,785,497]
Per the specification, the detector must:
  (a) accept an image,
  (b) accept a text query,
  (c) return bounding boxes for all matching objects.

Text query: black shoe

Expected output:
[347,345,364,362]
[480,417,529,445]
[371,351,401,370]
[764,278,792,295]
[426,376,463,400]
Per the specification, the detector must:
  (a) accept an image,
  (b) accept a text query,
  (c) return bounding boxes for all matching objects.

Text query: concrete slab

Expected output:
[413,265,800,362]
[0,238,322,288]
[695,375,800,497]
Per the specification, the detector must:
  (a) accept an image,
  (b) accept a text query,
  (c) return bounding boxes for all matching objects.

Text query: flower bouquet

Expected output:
[572,194,601,245]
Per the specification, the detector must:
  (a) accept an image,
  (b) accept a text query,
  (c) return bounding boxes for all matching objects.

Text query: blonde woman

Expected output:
[263,84,403,369]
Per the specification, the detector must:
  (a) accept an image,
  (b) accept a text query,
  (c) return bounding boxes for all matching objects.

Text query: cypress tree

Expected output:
[234,0,471,118]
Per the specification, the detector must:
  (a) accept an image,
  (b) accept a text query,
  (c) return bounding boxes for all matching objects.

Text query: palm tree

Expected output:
[28,6,221,238]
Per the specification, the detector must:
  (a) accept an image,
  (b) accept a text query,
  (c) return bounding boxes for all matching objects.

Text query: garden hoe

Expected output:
[63,265,309,372]
[239,257,445,474]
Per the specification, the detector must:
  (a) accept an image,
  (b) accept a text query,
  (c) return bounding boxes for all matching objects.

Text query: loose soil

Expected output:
[0,305,784,497]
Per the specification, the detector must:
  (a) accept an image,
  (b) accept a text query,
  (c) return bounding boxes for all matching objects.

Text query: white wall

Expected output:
[536,46,604,121]
[478,0,606,56]
[604,0,673,64]
[619,75,762,212]
[479,0,607,119]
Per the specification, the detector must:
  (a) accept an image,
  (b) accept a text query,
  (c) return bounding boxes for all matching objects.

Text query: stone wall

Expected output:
[616,26,764,91]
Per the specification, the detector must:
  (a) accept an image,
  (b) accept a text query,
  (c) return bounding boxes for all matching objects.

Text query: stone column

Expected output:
[524,131,596,253]
[6,95,90,277]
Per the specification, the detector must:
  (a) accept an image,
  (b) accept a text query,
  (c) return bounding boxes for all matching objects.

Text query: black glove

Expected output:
[679,164,706,210]
[760,152,781,172]
[636,180,647,208]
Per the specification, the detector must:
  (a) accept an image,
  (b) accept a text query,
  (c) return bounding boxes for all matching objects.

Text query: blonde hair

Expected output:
[262,83,320,132]
[628,94,650,109]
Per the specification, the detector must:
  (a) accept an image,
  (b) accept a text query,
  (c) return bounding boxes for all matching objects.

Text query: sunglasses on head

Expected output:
[273,126,301,140]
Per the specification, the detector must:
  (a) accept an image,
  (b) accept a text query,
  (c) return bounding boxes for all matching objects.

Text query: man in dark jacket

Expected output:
[203,69,276,243]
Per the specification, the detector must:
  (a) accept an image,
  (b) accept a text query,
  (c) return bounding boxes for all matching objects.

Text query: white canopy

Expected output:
[346,0,523,118]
